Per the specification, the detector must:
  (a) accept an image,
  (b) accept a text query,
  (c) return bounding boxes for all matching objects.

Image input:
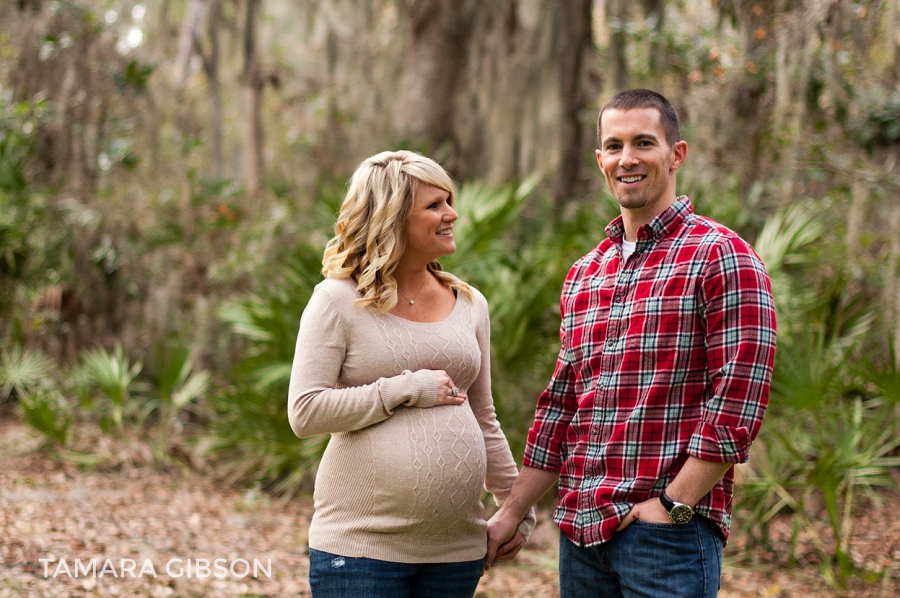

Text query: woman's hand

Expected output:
[427,370,467,406]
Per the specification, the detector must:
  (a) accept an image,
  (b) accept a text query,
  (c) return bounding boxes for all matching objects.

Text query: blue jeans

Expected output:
[559,516,723,598]
[308,548,484,598]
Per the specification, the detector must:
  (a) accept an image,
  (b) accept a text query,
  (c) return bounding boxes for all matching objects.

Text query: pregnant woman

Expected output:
[288,150,534,598]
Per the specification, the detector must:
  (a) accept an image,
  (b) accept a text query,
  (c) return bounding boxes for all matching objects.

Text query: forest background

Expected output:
[2,0,900,595]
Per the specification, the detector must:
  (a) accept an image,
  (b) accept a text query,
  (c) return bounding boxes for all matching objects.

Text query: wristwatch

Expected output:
[660,490,694,525]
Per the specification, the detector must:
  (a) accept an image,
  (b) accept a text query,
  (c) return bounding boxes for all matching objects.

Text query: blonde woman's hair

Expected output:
[322,150,473,312]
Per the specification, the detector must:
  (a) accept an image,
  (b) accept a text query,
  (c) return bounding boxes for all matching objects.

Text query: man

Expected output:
[485,89,776,597]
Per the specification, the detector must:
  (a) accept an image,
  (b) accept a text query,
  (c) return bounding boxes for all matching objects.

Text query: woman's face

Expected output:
[401,183,457,264]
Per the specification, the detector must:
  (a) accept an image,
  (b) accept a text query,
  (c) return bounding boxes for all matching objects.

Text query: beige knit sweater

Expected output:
[288,277,534,563]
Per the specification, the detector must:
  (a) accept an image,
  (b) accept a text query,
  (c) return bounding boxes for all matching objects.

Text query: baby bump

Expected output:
[318,403,488,537]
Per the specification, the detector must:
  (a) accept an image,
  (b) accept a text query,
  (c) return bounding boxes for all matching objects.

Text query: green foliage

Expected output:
[687,176,763,238]
[735,431,802,547]
[0,345,55,401]
[861,341,900,405]
[752,202,826,336]
[774,397,900,583]
[113,59,155,93]
[853,89,900,153]
[738,273,897,583]
[443,177,535,272]
[73,344,146,431]
[1,345,71,448]
[18,388,71,447]
[153,344,211,412]
[204,241,326,496]
[143,343,211,460]
[0,103,35,282]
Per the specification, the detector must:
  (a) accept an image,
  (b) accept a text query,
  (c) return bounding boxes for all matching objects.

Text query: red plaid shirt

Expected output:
[524,197,776,546]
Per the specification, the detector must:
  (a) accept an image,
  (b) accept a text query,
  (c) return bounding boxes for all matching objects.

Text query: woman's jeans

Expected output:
[559,515,724,598]
[308,548,483,598]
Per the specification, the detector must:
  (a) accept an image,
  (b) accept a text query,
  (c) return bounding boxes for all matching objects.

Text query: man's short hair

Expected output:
[597,89,681,148]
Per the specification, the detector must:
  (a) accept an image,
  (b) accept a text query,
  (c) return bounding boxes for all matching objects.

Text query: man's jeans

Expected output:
[308,548,483,598]
[559,516,723,598]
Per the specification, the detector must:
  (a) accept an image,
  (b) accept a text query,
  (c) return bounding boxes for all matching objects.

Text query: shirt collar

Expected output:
[604,196,693,245]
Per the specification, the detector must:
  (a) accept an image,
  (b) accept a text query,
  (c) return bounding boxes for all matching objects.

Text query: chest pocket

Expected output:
[623,295,699,355]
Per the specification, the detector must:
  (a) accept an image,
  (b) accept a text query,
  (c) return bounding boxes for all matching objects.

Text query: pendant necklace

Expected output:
[397,277,427,305]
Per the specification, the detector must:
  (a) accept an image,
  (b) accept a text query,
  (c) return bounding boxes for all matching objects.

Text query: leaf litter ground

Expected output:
[2,416,899,597]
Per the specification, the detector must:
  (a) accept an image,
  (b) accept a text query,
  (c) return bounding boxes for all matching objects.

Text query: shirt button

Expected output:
[614,294,624,303]
[606,339,616,348]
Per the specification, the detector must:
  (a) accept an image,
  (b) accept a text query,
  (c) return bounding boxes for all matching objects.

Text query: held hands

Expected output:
[615,497,670,531]
[485,509,525,570]
[427,369,467,406]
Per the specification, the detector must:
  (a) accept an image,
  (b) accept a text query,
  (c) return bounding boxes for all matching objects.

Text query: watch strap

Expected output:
[659,490,677,512]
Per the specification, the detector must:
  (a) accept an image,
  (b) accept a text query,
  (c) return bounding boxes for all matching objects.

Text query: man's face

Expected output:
[596,107,687,214]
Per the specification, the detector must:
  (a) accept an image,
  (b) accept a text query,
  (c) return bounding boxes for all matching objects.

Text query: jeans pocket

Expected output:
[610,517,722,598]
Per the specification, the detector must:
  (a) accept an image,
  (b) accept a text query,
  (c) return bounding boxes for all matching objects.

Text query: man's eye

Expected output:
[428,203,438,209]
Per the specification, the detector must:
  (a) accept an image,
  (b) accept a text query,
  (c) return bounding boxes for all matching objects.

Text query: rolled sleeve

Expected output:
[523,289,580,472]
[687,421,751,463]
[692,238,776,462]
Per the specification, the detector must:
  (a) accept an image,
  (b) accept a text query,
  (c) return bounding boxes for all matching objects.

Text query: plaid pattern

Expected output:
[523,197,776,546]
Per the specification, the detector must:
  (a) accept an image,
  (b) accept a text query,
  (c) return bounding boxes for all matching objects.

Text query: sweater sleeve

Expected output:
[287,285,439,438]
[468,290,537,540]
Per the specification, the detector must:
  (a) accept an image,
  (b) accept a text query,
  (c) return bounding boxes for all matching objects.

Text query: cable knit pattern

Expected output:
[288,277,534,563]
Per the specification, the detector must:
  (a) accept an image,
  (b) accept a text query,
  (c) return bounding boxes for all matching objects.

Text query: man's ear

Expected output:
[671,140,688,170]
[595,148,603,169]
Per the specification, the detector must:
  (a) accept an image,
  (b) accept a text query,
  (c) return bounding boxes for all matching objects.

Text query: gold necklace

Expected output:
[397,277,427,305]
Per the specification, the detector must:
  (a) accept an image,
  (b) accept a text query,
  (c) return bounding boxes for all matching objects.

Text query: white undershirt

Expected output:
[621,239,636,262]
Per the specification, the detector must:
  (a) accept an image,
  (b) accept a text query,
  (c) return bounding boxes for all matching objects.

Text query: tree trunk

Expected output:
[174,0,207,86]
[845,175,868,277]
[640,0,665,72]
[890,203,900,370]
[203,0,224,179]
[241,0,264,194]
[395,0,479,160]
[889,0,900,86]
[606,0,629,90]
[553,0,592,208]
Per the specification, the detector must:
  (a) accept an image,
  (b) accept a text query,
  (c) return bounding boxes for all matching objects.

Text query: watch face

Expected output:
[670,504,693,525]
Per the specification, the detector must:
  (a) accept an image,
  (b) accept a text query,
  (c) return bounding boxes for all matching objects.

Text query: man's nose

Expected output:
[620,145,638,168]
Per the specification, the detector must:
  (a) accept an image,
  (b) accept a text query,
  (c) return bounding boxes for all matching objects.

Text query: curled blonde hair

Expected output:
[322,150,472,312]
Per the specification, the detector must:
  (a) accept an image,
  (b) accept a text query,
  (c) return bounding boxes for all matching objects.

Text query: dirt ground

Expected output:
[2,417,899,597]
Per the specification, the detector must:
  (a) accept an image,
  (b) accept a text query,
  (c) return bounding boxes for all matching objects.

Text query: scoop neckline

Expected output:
[341,278,462,325]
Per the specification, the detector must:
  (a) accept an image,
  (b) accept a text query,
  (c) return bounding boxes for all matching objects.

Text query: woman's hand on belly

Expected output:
[425,369,468,406]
